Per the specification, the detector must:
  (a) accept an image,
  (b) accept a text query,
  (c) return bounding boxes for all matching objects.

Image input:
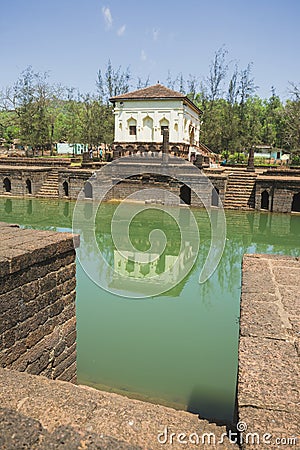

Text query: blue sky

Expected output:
[0,0,299,99]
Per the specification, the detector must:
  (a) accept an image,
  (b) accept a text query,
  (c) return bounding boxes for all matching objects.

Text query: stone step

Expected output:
[224,202,255,207]
[227,179,256,184]
[224,199,254,202]
[227,183,256,187]
[227,177,256,181]
[40,184,59,189]
[226,187,255,191]
[36,171,59,197]
[225,198,255,202]
[225,202,255,205]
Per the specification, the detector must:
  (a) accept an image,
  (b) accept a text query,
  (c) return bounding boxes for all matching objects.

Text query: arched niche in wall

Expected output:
[25,179,32,194]
[3,177,11,193]
[84,182,93,199]
[291,192,300,212]
[189,125,195,145]
[261,190,269,210]
[63,181,69,197]
[211,187,219,207]
[142,115,154,141]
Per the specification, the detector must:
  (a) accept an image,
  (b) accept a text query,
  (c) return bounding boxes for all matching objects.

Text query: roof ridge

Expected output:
[110,83,186,101]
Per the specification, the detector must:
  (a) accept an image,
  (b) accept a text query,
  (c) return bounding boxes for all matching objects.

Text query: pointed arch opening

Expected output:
[212,187,219,207]
[180,184,191,205]
[291,192,300,212]
[160,118,169,135]
[84,182,93,199]
[63,181,69,197]
[26,179,32,194]
[3,177,11,193]
[143,115,154,141]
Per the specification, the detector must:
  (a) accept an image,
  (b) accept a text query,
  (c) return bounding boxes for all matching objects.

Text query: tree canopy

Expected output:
[0,52,299,162]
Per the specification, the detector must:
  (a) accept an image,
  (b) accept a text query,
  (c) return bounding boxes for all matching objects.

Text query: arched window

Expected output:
[26,179,32,194]
[84,182,93,199]
[3,177,11,193]
[63,181,69,197]
[261,190,269,210]
[160,118,169,135]
[291,192,300,212]
[212,187,219,207]
[128,117,137,136]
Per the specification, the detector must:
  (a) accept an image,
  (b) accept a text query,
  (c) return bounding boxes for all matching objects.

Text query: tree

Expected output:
[205,47,228,103]
[96,60,131,103]
[1,67,57,154]
[284,84,300,159]
[0,110,19,144]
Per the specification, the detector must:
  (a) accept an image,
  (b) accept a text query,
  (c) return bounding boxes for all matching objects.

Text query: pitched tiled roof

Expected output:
[110,84,186,101]
[109,84,202,114]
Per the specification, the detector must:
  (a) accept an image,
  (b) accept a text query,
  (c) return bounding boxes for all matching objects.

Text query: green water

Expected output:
[1,197,299,423]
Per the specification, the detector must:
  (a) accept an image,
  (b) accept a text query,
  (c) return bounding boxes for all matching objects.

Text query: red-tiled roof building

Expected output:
[109,84,207,160]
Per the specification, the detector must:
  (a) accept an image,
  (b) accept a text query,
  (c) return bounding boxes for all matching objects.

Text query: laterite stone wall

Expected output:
[0,223,79,383]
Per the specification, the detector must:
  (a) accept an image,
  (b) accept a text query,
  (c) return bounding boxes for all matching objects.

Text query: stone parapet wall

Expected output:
[255,177,300,213]
[58,169,92,200]
[0,168,48,196]
[0,223,79,383]
[0,157,71,167]
[1,161,300,213]
[112,141,190,159]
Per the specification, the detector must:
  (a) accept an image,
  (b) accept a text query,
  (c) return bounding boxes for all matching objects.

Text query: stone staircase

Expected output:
[36,170,59,197]
[224,170,257,209]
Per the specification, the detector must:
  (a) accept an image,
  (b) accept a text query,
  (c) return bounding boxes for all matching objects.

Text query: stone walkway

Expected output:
[0,367,238,449]
[238,254,299,449]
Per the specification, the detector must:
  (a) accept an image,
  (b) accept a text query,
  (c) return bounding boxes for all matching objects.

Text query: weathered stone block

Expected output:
[26,351,50,375]
[0,287,21,314]
[39,273,57,294]
[65,330,76,348]
[21,280,39,303]
[52,350,76,378]
[56,263,76,284]
[53,342,76,368]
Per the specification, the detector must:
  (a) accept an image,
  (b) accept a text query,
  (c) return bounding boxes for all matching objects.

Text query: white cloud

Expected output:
[102,6,113,29]
[152,28,159,41]
[117,24,126,36]
[141,50,147,61]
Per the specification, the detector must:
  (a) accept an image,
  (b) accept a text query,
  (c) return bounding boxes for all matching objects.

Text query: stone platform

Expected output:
[238,254,299,448]
[0,367,237,449]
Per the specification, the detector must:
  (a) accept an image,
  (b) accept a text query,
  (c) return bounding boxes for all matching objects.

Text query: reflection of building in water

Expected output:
[114,242,194,282]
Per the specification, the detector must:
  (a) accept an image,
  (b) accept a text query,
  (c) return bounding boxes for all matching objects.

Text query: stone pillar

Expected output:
[247,147,255,172]
[194,154,203,169]
[162,129,169,154]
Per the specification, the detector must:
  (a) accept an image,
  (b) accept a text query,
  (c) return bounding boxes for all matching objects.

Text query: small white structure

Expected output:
[56,143,88,155]
[110,84,205,159]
